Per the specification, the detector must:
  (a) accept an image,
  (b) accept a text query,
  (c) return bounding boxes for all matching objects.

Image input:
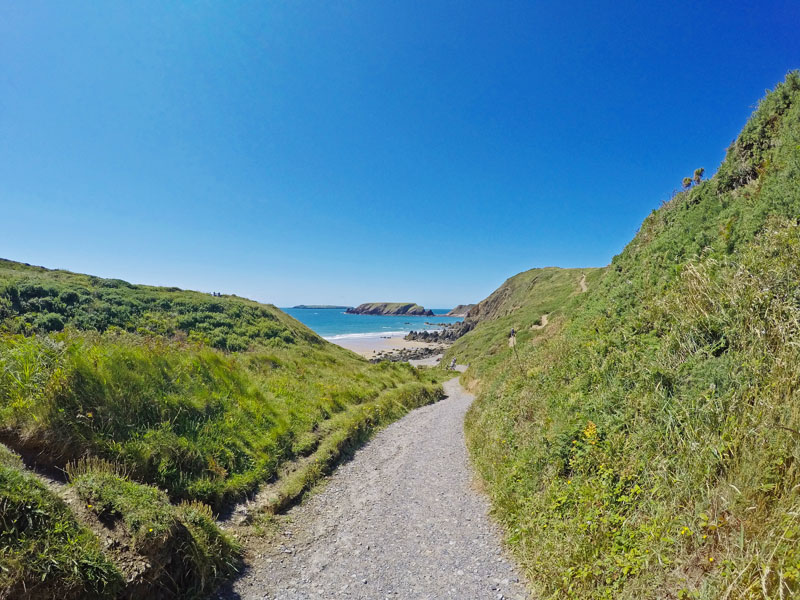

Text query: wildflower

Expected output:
[567,479,572,485]
[86,412,93,418]
[708,557,714,563]
[87,504,93,509]
[583,421,598,444]
[149,528,153,533]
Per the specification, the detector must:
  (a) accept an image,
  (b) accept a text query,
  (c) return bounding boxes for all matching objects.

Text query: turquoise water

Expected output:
[281,308,463,340]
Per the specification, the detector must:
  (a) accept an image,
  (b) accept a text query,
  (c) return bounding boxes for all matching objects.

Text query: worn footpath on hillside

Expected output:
[219,376,527,600]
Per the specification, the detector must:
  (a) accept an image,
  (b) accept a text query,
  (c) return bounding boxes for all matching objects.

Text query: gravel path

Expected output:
[221,377,527,600]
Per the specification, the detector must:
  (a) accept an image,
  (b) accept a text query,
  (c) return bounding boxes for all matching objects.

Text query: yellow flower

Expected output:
[708,557,714,563]
[149,528,153,533]
[87,504,93,508]
[567,479,572,485]
[583,421,598,444]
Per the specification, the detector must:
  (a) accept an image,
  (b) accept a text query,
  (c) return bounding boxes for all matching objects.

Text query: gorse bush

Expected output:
[449,71,800,598]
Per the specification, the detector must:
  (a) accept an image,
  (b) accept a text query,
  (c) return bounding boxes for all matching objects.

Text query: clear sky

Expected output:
[1,2,798,307]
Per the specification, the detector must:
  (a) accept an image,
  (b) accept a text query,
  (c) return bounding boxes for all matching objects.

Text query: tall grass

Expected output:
[0,446,123,599]
[453,71,800,598]
[0,254,448,597]
[0,329,441,510]
[66,457,241,599]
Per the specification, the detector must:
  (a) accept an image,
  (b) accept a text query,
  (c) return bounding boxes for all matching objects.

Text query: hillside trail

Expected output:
[530,313,549,330]
[219,375,527,600]
[578,273,588,292]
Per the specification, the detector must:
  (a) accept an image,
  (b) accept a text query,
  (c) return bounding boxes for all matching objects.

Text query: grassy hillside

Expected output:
[447,267,602,372]
[0,259,316,351]
[451,71,800,599]
[0,261,446,597]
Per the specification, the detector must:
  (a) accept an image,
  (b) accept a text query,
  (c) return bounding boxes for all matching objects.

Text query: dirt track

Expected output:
[220,377,527,600]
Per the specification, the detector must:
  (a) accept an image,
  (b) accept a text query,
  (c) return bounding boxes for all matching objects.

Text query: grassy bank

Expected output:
[447,266,602,378]
[0,330,440,509]
[0,445,123,599]
[448,71,800,598]
[0,262,446,597]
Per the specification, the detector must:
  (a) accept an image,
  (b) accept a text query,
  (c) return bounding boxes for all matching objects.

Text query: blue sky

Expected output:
[1,1,798,307]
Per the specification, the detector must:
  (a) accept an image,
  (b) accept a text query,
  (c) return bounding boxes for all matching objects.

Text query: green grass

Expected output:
[0,330,443,510]
[453,71,800,598]
[0,259,317,351]
[0,259,447,596]
[261,381,444,513]
[67,458,240,598]
[446,266,602,376]
[0,445,123,599]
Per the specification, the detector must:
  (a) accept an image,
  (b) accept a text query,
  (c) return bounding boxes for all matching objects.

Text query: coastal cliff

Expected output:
[445,304,475,317]
[346,302,434,316]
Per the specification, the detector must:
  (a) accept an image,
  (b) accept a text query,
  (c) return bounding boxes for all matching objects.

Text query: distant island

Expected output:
[346,302,434,316]
[292,305,351,309]
[445,304,475,317]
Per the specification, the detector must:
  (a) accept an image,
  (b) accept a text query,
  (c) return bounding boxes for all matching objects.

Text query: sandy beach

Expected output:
[329,333,440,359]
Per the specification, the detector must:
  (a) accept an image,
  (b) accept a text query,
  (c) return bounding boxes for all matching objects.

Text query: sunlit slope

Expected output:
[446,267,602,369]
[0,260,446,598]
[456,71,800,598]
[0,258,321,350]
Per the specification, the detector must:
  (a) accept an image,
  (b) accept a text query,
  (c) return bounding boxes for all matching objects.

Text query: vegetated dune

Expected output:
[445,71,800,598]
[0,261,446,598]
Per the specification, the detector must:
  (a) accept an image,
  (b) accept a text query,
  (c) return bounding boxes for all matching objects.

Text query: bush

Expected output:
[34,311,64,332]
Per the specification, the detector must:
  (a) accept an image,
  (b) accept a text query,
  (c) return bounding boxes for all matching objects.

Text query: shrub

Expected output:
[33,311,64,332]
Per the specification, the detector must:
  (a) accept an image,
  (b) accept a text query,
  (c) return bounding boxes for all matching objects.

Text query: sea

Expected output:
[281,307,463,341]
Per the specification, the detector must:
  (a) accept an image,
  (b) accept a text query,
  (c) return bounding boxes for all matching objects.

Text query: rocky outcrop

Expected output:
[445,304,476,317]
[369,344,445,363]
[346,303,434,316]
[405,320,474,343]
